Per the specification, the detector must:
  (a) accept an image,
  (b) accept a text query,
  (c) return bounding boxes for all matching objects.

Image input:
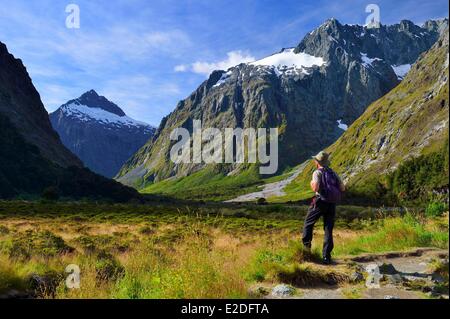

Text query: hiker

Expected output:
[302,151,345,265]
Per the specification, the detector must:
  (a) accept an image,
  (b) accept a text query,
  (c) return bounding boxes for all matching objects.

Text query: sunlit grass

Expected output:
[333,213,449,256]
[0,202,447,299]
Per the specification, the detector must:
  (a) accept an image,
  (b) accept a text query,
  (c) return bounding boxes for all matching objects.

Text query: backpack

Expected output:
[318,168,342,203]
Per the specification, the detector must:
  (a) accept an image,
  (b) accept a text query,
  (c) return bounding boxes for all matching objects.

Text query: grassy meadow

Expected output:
[0,200,448,299]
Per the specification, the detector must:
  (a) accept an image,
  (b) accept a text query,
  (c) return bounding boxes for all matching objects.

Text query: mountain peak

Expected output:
[325,17,341,24]
[82,89,100,97]
[50,90,155,178]
[319,18,342,31]
[422,18,449,35]
[75,90,126,117]
[398,19,418,30]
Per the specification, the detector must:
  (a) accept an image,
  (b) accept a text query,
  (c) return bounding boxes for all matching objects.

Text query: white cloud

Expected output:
[174,64,188,72]
[47,28,192,69]
[178,50,256,76]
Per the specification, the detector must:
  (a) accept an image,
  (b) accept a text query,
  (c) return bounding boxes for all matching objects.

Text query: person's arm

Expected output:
[311,171,320,193]
[311,180,320,193]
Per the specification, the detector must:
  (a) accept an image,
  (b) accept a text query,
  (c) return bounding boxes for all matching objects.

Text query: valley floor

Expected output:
[226,162,307,203]
[0,201,448,299]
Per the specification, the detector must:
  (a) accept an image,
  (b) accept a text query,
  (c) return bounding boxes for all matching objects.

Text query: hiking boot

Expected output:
[322,257,332,265]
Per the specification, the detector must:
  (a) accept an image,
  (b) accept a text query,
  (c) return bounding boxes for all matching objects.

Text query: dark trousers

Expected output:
[302,197,336,259]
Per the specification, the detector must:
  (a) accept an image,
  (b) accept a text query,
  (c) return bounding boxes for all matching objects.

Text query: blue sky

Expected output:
[0,0,448,126]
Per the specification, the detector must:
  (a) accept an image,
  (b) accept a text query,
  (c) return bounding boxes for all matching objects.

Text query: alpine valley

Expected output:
[116,18,448,201]
[0,5,449,301]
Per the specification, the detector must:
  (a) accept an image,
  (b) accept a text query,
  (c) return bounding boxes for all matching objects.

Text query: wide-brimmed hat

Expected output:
[312,151,331,167]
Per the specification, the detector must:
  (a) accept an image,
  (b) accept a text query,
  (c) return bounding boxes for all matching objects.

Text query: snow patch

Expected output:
[61,103,150,129]
[361,52,382,68]
[391,64,412,80]
[337,120,348,131]
[250,48,326,77]
[213,70,233,88]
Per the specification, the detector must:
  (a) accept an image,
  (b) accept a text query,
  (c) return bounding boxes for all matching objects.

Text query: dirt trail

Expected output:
[227,162,308,202]
[254,248,449,300]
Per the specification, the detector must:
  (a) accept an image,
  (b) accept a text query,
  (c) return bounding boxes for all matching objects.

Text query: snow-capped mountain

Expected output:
[117,18,447,191]
[50,90,155,178]
[59,101,151,131]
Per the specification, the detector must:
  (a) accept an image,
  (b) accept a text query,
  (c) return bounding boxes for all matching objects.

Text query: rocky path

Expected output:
[226,162,308,202]
[252,248,449,299]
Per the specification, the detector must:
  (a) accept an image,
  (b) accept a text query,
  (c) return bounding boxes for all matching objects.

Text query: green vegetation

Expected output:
[277,34,449,205]
[0,113,140,203]
[246,213,448,286]
[426,202,449,217]
[0,201,447,299]
[333,213,448,256]
[1,230,74,260]
[428,259,449,294]
[387,140,449,203]
[141,164,301,202]
[142,165,264,201]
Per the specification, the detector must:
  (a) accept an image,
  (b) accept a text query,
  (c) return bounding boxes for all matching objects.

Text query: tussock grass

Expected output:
[0,259,27,295]
[0,202,448,299]
[334,213,448,256]
[275,264,350,287]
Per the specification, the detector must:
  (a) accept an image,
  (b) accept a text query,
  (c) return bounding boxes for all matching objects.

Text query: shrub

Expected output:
[138,226,155,235]
[5,230,73,260]
[28,271,64,298]
[387,140,449,203]
[275,264,350,287]
[76,236,97,254]
[33,230,74,257]
[426,202,448,217]
[95,251,125,282]
[0,225,9,235]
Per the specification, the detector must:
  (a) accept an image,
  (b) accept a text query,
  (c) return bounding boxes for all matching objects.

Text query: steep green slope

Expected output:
[140,164,269,201]
[117,19,445,193]
[0,42,81,168]
[280,28,449,204]
[0,112,140,201]
[0,41,140,202]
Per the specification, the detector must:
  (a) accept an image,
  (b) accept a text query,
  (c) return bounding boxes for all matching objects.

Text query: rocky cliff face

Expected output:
[50,90,155,178]
[0,41,140,201]
[287,26,449,202]
[117,18,447,190]
[0,42,81,168]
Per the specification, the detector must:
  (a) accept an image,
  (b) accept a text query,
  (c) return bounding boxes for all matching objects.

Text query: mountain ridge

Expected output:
[0,41,141,201]
[0,41,82,168]
[67,90,127,117]
[50,91,155,178]
[281,25,449,203]
[116,18,447,200]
